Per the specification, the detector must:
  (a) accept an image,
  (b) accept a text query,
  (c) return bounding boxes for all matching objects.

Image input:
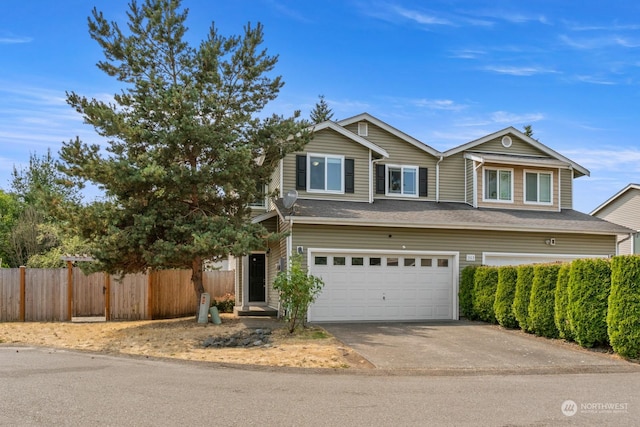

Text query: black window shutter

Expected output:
[296,155,307,190]
[345,159,355,193]
[419,167,428,197]
[376,164,385,194]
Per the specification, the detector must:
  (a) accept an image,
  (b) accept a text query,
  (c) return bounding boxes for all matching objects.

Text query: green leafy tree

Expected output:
[273,254,324,333]
[459,265,478,320]
[607,255,640,358]
[59,0,310,308]
[513,265,534,332]
[472,266,498,323]
[494,266,518,328]
[554,263,573,340]
[0,190,19,267]
[528,264,560,338]
[309,94,334,123]
[567,258,611,347]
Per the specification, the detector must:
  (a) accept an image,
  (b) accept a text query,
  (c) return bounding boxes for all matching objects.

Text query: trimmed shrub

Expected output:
[554,264,572,340]
[513,265,535,332]
[528,264,560,338]
[459,266,478,320]
[567,258,612,347]
[607,255,640,358]
[472,266,499,323]
[211,293,235,313]
[494,266,518,328]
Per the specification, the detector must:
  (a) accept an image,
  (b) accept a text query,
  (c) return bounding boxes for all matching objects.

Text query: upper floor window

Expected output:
[484,168,513,202]
[387,165,418,197]
[525,171,552,204]
[308,154,344,193]
[249,183,267,208]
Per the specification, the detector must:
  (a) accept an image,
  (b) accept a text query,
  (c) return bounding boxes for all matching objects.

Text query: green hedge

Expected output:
[459,266,478,320]
[494,266,518,328]
[513,265,535,332]
[473,266,499,323]
[567,258,611,347]
[607,256,640,358]
[528,264,560,338]
[554,264,572,340]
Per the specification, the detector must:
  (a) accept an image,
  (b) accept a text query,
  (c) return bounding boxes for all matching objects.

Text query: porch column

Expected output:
[241,255,250,310]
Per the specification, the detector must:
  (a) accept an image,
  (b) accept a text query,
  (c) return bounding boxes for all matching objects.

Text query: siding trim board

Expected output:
[482,252,609,266]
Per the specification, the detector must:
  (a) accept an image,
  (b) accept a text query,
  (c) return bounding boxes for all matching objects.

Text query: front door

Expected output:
[248,253,266,302]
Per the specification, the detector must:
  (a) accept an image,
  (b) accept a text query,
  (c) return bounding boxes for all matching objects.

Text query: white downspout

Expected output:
[436,155,443,202]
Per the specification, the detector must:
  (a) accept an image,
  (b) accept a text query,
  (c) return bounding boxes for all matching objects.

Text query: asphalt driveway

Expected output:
[322,320,640,374]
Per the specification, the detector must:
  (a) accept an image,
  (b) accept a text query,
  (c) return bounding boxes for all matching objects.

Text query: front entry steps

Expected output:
[235,306,278,317]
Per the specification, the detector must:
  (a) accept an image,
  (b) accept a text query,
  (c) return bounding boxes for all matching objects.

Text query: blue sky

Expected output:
[1,0,639,213]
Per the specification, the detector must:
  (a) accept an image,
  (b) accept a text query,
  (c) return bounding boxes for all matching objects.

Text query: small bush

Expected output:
[472,266,499,323]
[459,266,478,320]
[211,293,235,313]
[567,258,611,347]
[494,266,518,328]
[513,265,535,332]
[554,264,572,340]
[607,256,640,359]
[528,264,560,338]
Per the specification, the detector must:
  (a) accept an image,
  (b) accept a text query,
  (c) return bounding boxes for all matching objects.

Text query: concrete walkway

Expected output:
[322,320,640,375]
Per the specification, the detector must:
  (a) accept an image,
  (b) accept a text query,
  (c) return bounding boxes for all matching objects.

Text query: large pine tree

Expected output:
[60,0,310,308]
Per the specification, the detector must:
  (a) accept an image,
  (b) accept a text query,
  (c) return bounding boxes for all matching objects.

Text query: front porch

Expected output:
[235,305,278,317]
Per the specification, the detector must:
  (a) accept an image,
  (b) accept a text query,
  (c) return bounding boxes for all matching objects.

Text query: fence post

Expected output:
[104,272,111,321]
[66,261,73,321]
[147,268,153,320]
[19,266,26,322]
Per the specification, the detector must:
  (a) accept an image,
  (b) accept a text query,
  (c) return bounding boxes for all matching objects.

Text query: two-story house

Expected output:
[591,183,640,255]
[235,113,632,322]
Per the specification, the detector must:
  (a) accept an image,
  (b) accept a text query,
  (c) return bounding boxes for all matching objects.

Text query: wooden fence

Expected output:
[0,266,235,322]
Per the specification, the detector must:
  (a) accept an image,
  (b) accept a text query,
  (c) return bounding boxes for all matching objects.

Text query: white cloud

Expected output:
[391,5,453,26]
[449,49,486,59]
[574,75,617,85]
[0,36,32,44]
[483,65,558,76]
[562,148,640,172]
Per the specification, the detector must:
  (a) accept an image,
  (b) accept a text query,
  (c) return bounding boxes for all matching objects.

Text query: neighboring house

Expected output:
[591,183,640,255]
[236,113,632,322]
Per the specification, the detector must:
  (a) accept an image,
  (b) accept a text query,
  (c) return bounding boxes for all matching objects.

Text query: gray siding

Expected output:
[465,158,474,205]
[560,169,573,209]
[288,224,615,272]
[594,189,640,231]
[473,135,549,156]
[438,153,466,202]
[345,121,438,200]
[282,129,370,202]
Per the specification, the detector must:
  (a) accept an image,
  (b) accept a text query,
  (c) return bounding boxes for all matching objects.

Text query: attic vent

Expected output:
[501,135,512,148]
[358,122,368,137]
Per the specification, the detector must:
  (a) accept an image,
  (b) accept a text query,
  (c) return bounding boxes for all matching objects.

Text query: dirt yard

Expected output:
[0,315,373,369]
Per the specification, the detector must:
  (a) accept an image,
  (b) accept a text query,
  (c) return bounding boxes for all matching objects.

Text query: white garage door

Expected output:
[308,251,456,322]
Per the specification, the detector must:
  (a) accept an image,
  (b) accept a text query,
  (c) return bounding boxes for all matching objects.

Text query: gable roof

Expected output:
[312,120,389,158]
[337,113,441,157]
[444,127,590,178]
[590,183,640,216]
[273,198,633,236]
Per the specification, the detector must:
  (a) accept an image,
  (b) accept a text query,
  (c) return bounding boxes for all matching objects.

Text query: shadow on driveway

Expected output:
[321,320,640,375]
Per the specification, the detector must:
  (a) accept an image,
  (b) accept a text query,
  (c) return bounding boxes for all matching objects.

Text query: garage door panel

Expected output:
[309,252,455,322]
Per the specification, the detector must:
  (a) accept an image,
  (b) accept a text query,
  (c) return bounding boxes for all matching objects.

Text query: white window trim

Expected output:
[482,166,514,203]
[523,169,554,205]
[307,153,345,194]
[385,164,419,198]
[249,184,268,209]
[358,122,368,136]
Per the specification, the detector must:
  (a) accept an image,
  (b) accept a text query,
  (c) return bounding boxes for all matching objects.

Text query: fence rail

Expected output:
[0,266,235,322]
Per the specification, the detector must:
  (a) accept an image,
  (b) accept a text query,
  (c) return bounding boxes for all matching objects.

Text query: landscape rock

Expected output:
[202,328,272,349]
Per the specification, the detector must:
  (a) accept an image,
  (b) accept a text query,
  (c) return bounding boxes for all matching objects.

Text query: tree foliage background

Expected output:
[58,0,310,301]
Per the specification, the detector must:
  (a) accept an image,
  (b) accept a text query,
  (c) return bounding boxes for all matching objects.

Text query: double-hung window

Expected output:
[308,154,344,193]
[525,171,552,204]
[387,165,418,197]
[484,168,513,202]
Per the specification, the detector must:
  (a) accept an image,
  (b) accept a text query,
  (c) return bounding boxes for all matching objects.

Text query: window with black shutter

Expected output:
[345,159,355,193]
[419,167,428,197]
[376,164,385,194]
[296,155,306,190]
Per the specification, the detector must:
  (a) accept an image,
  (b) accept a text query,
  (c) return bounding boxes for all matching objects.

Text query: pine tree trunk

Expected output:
[191,256,205,316]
